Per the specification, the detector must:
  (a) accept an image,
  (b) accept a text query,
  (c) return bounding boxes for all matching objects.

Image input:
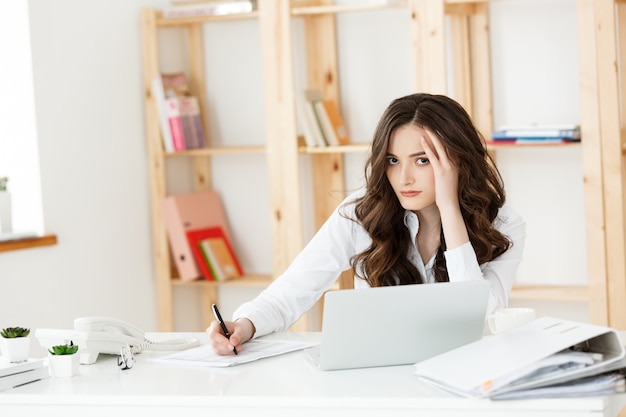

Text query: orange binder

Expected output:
[186,226,243,282]
[161,191,233,281]
[320,100,350,145]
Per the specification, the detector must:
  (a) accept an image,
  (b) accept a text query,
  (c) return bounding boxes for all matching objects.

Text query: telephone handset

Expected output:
[73,316,200,364]
[74,316,146,344]
[35,316,200,365]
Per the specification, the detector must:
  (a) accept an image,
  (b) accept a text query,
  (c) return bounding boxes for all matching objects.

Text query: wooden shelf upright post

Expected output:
[258,0,304,281]
[140,9,174,331]
[140,9,215,331]
[576,0,626,328]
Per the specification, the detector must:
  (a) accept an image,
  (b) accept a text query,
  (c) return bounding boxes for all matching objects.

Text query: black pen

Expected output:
[212,304,238,355]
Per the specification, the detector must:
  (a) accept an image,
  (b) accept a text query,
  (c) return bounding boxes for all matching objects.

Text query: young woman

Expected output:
[208,93,526,355]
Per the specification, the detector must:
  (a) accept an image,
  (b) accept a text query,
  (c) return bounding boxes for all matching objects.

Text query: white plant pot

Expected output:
[0,337,30,363]
[48,353,79,378]
[0,191,12,232]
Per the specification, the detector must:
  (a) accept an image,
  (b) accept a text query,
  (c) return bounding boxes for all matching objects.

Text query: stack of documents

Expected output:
[413,317,626,400]
[0,358,49,391]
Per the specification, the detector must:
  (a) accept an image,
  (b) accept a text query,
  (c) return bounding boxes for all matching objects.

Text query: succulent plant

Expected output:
[48,341,79,355]
[1,327,30,338]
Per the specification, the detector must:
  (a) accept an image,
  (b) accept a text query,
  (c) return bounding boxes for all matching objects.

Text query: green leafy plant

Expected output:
[48,341,79,355]
[1,327,30,338]
[0,177,7,192]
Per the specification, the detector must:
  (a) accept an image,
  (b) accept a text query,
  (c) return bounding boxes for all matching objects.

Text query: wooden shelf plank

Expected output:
[510,285,589,302]
[290,0,490,17]
[299,143,370,154]
[165,146,265,157]
[291,2,407,16]
[155,10,259,27]
[0,234,58,253]
[171,274,273,288]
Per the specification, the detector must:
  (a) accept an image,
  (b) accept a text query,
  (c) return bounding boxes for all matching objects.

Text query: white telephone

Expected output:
[36,316,200,365]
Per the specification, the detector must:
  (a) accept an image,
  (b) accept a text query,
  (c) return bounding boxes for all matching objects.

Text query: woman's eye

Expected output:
[416,157,430,165]
[387,157,399,165]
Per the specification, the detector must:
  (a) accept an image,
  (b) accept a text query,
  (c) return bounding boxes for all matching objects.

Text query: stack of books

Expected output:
[186,226,243,282]
[491,124,581,144]
[151,72,207,153]
[0,358,49,392]
[296,89,350,148]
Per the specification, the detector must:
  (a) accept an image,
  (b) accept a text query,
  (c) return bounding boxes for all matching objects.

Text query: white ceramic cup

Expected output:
[488,307,536,334]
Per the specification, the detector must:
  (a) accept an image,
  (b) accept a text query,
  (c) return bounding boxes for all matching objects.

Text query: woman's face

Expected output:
[385,124,436,212]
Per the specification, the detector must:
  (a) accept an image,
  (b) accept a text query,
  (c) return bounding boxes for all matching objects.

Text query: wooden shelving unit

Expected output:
[139,7,275,331]
[140,0,626,332]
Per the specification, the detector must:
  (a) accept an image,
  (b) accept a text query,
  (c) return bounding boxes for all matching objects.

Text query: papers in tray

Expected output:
[0,358,50,391]
[413,317,626,399]
[148,338,319,368]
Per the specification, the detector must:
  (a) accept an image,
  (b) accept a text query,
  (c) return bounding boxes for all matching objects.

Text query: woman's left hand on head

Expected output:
[421,129,459,210]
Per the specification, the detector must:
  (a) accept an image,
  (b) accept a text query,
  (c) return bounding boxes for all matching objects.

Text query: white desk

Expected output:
[1,332,626,417]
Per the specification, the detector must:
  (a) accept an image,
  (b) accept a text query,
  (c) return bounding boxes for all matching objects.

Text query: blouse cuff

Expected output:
[444,241,482,282]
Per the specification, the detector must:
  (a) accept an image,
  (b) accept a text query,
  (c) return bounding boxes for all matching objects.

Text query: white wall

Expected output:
[0,0,587,343]
[0,0,172,342]
[489,0,587,321]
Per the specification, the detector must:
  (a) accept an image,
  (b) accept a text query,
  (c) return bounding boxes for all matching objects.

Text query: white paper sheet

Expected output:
[148,338,319,367]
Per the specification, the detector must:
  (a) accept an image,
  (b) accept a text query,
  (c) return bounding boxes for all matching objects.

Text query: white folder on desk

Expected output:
[413,317,625,398]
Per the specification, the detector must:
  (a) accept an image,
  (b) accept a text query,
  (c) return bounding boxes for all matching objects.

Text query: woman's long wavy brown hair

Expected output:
[349,93,511,286]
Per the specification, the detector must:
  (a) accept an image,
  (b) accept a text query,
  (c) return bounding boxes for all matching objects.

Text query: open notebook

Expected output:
[305,280,490,371]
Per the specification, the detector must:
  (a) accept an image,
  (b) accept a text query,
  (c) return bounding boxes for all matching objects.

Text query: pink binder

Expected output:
[161,191,233,281]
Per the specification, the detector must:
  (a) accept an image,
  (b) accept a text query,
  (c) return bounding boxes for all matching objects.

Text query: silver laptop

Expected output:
[305,280,490,371]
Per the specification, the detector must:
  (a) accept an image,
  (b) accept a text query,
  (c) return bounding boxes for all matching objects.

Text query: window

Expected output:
[0,2,44,235]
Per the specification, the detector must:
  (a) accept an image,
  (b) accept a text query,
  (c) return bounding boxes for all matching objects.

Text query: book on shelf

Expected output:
[492,123,581,143]
[162,191,235,282]
[314,99,350,146]
[151,76,174,153]
[152,73,187,152]
[153,72,206,152]
[303,89,329,146]
[161,71,190,97]
[163,96,187,151]
[162,0,256,19]
[186,226,243,282]
[299,89,351,147]
[0,358,49,392]
[178,95,206,149]
[296,90,326,147]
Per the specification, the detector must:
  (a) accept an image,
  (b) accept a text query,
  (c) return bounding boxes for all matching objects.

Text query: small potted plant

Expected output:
[48,341,80,377]
[0,327,31,363]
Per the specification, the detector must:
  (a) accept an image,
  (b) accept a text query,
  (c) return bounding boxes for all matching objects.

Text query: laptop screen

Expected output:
[307,280,490,371]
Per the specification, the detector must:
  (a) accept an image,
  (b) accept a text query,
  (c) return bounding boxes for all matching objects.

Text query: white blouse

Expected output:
[233,188,526,338]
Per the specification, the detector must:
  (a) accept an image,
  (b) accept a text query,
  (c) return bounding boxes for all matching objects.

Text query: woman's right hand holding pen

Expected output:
[207,317,256,355]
